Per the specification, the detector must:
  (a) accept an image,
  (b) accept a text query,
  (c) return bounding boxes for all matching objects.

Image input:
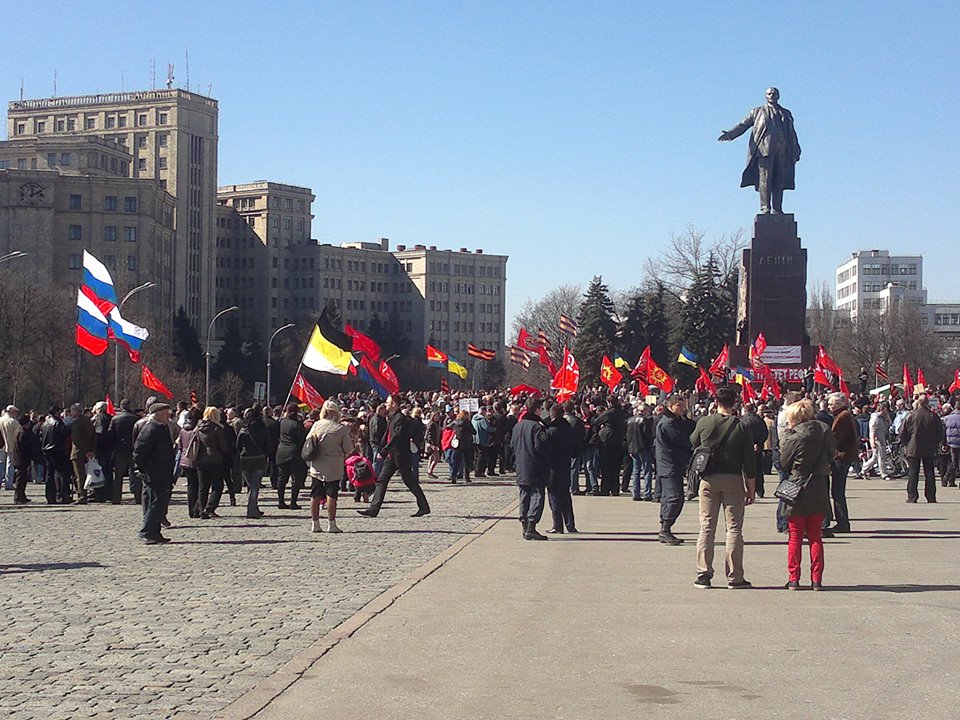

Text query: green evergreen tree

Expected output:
[644,283,671,366]
[171,306,203,373]
[678,255,728,379]
[573,276,617,383]
[618,293,648,366]
[323,298,342,327]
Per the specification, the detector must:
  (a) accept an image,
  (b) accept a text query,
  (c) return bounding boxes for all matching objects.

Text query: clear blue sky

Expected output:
[3,2,958,326]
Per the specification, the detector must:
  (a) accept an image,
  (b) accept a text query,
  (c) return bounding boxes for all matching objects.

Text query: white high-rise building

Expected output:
[835,249,926,319]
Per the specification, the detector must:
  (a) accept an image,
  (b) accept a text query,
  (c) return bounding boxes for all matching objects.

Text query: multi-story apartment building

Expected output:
[216,182,315,343]
[835,249,926,318]
[0,137,175,335]
[7,89,218,330]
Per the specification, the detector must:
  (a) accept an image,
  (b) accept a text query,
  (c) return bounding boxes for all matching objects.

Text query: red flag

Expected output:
[141,364,173,399]
[516,328,533,351]
[816,346,842,376]
[291,372,325,409]
[903,364,914,397]
[763,374,782,401]
[633,346,675,392]
[551,348,580,402]
[345,323,381,360]
[916,367,927,390]
[708,345,729,377]
[814,367,835,391]
[379,360,400,395]
[838,375,850,396]
[949,370,960,394]
[753,333,767,357]
[599,355,622,390]
[537,345,557,376]
[105,394,115,415]
[741,380,757,403]
[695,367,717,396]
[440,377,450,393]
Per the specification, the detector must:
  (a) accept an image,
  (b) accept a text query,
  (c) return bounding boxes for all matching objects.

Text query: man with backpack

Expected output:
[689,387,757,589]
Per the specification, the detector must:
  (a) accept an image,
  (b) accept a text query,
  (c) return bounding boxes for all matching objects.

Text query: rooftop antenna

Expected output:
[53,70,57,98]
[185,50,190,92]
[207,83,212,97]
[121,70,125,91]
[150,58,156,90]
[19,77,24,101]
[166,64,175,89]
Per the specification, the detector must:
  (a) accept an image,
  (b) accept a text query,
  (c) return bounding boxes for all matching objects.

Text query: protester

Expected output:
[276,404,307,510]
[545,402,577,534]
[0,406,20,492]
[108,399,139,504]
[512,397,549,540]
[899,394,944,503]
[178,409,201,518]
[592,396,627,496]
[195,407,231,519]
[654,395,693,545]
[690,386,756,589]
[41,406,71,504]
[236,407,269,519]
[825,392,858,536]
[943,403,960,488]
[133,402,176,545]
[424,411,442,479]
[358,394,431,519]
[305,399,354,533]
[861,401,893,480]
[13,414,36,504]
[779,399,836,590]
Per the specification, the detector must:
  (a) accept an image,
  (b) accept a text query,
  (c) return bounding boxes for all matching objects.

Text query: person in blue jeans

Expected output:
[627,405,655,500]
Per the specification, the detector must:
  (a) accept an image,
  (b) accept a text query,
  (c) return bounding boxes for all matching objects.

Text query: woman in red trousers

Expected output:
[778,399,837,590]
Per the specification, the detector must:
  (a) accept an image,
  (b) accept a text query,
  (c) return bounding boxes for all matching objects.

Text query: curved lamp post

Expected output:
[114,281,156,401]
[266,323,295,406]
[205,305,239,405]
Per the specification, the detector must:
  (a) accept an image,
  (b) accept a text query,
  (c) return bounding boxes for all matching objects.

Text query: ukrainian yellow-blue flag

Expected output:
[734,366,755,385]
[677,346,698,368]
[613,354,631,371]
[448,355,468,379]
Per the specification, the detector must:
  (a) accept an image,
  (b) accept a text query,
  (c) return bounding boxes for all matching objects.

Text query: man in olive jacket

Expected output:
[68,403,96,504]
[900,394,945,503]
[690,387,756,589]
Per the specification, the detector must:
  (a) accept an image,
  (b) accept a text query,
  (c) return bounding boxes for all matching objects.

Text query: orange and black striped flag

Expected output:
[510,345,532,369]
[440,376,450,393]
[536,329,552,351]
[559,314,578,338]
[467,343,496,361]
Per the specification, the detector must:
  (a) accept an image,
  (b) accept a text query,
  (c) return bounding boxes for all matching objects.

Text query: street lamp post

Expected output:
[266,323,295,407]
[0,251,28,264]
[205,306,239,406]
[114,281,156,402]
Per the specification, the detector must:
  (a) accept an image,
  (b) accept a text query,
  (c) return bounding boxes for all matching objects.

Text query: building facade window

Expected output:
[104,226,118,242]
[68,254,81,270]
[68,194,81,210]
[124,227,137,242]
[68,225,82,241]
[104,195,118,211]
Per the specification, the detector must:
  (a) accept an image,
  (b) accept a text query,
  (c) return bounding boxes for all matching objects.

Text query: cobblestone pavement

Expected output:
[0,473,516,720]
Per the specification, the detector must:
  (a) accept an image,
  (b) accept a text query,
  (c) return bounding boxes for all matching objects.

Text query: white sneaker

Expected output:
[310,520,323,533]
[327,520,342,534]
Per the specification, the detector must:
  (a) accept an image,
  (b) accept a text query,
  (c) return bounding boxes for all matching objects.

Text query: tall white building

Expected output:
[835,249,926,318]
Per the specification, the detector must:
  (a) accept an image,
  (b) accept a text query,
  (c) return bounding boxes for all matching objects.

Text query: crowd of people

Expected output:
[2,379,955,586]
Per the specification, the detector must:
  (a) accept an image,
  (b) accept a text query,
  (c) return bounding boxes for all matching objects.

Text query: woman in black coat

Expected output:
[236,408,270,519]
[195,407,232,519]
[779,399,836,590]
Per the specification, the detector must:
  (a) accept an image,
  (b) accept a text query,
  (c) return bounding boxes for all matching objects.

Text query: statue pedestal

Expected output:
[731,214,814,382]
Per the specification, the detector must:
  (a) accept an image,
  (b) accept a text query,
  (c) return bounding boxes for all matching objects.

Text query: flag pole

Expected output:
[282,360,304,410]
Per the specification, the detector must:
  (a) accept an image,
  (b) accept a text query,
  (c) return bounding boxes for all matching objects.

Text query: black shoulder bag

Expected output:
[686,417,739,500]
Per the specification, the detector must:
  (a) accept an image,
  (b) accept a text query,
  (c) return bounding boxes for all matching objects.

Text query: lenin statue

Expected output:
[719,87,801,214]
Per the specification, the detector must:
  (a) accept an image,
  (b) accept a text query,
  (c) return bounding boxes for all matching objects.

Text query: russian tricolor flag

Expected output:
[77,250,150,360]
[82,250,118,315]
[76,289,110,356]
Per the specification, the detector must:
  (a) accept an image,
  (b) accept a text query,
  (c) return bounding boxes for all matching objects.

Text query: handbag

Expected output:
[686,416,739,500]
[774,475,807,505]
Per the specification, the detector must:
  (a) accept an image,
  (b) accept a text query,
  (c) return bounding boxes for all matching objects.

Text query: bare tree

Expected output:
[806,281,837,349]
[642,225,747,298]
[508,284,581,388]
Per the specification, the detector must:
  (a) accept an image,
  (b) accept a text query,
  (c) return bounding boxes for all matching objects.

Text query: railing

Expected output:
[9,89,217,111]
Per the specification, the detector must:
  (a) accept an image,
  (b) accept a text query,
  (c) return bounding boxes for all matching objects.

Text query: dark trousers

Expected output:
[368,454,430,516]
[599,446,623,495]
[277,460,306,505]
[44,454,71,503]
[139,477,172,539]
[547,484,576,531]
[519,485,545,525]
[827,460,852,530]
[14,464,30,502]
[754,450,765,496]
[474,446,491,476]
[500,444,515,474]
[113,452,132,504]
[184,467,200,516]
[198,464,224,512]
[484,445,499,475]
[658,473,684,528]
[907,456,937,502]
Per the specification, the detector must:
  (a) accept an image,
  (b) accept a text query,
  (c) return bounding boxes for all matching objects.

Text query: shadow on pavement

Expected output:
[0,561,105,574]
[825,584,960,593]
